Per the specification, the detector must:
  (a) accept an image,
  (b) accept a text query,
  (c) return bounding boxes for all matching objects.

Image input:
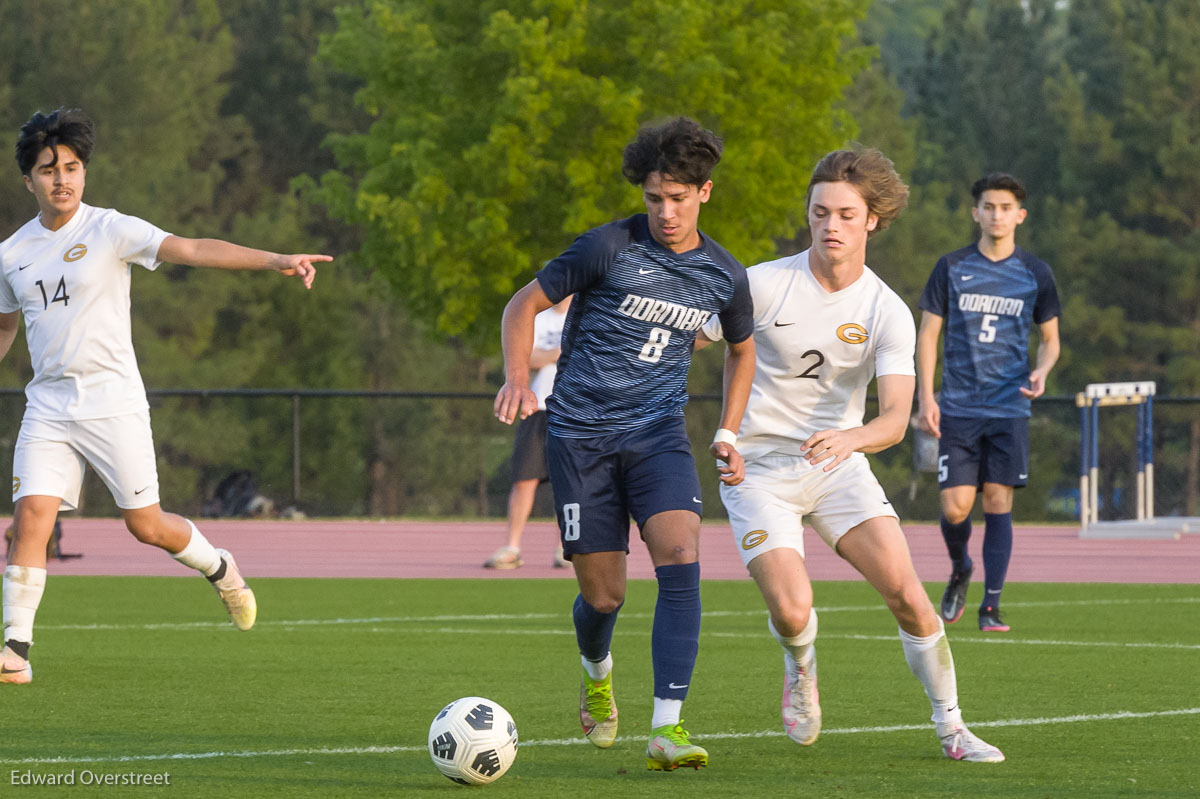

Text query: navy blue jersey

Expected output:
[537,214,753,437]
[918,244,1060,419]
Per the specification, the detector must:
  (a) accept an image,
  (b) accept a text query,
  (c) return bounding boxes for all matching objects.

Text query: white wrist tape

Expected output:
[712,428,737,446]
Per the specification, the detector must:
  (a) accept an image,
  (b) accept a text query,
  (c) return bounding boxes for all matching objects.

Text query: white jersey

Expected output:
[529,305,567,410]
[703,249,915,461]
[0,203,169,421]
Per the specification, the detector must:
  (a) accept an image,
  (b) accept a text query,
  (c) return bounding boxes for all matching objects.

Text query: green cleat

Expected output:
[579,668,618,748]
[646,722,708,771]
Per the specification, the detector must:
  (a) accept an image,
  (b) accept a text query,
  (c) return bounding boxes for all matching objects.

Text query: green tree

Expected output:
[1041,0,1200,513]
[309,0,871,349]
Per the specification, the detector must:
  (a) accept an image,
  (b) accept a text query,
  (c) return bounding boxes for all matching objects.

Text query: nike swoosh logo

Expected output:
[692,497,702,504]
[134,485,151,495]
[960,275,975,281]
[773,321,795,327]
[18,263,31,271]
[1018,474,1028,480]
[1,664,26,674]
[638,268,656,275]
[668,682,689,690]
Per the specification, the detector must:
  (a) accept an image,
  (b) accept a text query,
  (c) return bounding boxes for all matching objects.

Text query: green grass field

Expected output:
[1,577,1196,797]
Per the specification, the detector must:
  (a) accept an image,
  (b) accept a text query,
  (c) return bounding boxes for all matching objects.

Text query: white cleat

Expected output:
[212,548,257,631]
[0,645,32,685]
[782,650,821,745]
[938,722,1005,762]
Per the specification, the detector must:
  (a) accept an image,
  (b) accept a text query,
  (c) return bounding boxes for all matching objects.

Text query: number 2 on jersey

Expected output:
[638,327,672,363]
[35,276,70,310]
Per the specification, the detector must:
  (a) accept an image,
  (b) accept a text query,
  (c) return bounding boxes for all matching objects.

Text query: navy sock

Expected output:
[940,515,973,574]
[572,594,622,662]
[980,512,1013,611]
[651,562,701,700]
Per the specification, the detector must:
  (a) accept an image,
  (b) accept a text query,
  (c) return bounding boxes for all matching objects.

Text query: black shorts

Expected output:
[511,410,549,483]
[938,415,1030,489]
[546,416,703,557]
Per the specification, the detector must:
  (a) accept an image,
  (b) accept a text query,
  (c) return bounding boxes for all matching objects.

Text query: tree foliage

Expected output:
[309,0,870,349]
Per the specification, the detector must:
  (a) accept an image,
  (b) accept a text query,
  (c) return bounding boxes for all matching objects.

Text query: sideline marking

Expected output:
[36,596,1200,632]
[3,708,1197,766]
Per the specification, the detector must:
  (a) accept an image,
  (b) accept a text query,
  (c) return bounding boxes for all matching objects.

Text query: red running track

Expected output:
[6,518,1198,583]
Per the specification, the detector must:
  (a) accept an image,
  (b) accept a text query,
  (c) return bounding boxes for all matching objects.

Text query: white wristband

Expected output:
[712,428,737,446]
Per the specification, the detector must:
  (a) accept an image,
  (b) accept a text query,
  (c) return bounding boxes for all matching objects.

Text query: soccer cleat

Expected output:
[940,565,974,624]
[938,722,1005,762]
[781,651,821,745]
[552,546,571,569]
[646,722,708,771]
[978,606,1010,632]
[0,645,32,685]
[579,668,618,748]
[212,548,257,631]
[483,546,523,569]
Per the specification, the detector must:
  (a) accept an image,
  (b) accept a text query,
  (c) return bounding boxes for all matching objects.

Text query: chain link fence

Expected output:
[0,389,1196,523]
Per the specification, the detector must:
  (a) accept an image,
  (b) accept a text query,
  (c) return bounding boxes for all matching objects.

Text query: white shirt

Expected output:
[0,204,169,421]
[529,305,568,410]
[703,249,915,461]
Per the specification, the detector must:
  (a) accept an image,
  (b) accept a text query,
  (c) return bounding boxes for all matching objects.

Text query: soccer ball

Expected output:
[428,697,519,785]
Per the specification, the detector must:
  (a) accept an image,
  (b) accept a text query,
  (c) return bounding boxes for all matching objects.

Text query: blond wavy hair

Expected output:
[805,147,909,236]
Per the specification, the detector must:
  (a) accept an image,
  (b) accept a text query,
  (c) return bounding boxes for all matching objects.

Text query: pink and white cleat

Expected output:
[0,644,32,685]
[782,650,821,745]
[939,722,1005,762]
[211,549,257,631]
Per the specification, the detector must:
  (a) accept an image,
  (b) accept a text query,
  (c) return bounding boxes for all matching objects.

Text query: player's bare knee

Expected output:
[772,605,812,638]
[124,517,164,547]
[585,593,624,614]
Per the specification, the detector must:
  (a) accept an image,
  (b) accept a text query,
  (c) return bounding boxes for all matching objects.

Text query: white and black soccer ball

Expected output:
[428,697,518,785]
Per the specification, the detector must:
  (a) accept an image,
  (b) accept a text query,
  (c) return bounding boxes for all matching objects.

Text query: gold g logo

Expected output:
[64,243,88,262]
[741,530,768,550]
[12,476,20,495]
[837,323,868,344]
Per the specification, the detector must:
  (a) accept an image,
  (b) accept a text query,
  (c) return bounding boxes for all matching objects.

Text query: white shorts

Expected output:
[720,453,898,568]
[12,411,161,511]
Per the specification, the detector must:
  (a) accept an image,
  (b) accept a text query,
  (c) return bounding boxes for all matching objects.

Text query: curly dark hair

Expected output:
[16,108,95,176]
[621,117,723,188]
[806,147,909,236]
[971,172,1026,204]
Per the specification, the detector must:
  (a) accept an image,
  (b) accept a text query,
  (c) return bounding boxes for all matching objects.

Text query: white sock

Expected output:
[581,652,612,681]
[170,521,222,577]
[3,565,47,644]
[898,618,963,727]
[769,609,818,668]
[651,697,682,729]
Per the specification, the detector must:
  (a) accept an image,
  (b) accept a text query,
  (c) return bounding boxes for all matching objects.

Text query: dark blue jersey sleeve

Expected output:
[1027,255,1061,324]
[918,256,951,316]
[718,264,754,343]
[535,223,630,303]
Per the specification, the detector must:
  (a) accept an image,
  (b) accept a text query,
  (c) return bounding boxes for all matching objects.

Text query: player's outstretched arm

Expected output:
[1021,316,1060,399]
[157,236,331,289]
[915,311,944,437]
[0,311,19,361]
[495,280,553,425]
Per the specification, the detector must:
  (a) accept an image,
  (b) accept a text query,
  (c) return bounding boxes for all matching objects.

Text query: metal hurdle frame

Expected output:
[1077,381,1155,531]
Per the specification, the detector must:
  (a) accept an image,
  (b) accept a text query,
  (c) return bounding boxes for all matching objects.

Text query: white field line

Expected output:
[3,707,1197,766]
[35,595,1200,633]
[380,627,1199,651]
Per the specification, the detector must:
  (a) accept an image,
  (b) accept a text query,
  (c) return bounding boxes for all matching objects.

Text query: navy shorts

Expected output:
[937,415,1030,489]
[546,416,703,557]
[511,410,549,483]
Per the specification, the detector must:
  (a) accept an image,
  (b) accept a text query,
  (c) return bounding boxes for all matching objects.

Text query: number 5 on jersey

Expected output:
[35,276,70,310]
